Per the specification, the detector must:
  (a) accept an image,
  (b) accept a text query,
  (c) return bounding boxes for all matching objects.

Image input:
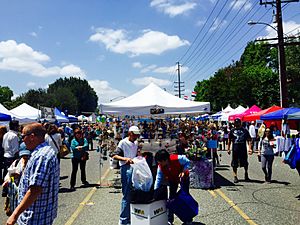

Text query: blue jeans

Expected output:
[120,164,133,224]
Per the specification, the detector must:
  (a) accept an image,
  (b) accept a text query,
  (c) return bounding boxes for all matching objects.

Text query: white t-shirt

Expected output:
[117,137,138,167]
[45,133,62,154]
[2,130,19,158]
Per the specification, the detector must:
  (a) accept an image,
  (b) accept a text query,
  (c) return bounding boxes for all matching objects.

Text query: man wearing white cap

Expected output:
[112,125,140,225]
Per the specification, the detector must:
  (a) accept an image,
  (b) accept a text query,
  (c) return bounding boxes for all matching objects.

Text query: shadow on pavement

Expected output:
[239,179,264,184]
[59,175,68,180]
[181,222,205,225]
[271,180,290,185]
[213,172,238,188]
[59,187,73,193]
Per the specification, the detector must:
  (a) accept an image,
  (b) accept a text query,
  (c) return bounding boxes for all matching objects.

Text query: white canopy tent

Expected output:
[0,103,34,123]
[219,105,247,121]
[100,83,210,116]
[10,103,40,121]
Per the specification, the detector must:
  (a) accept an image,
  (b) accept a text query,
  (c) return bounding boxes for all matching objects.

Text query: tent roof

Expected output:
[0,112,11,121]
[229,105,261,121]
[100,83,210,115]
[219,105,247,121]
[10,103,40,120]
[288,111,300,120]
[261,107,300,120]
[54,108,69,123]
[0,103,33,123]
[243,106,282,121]
[222,104,234,113]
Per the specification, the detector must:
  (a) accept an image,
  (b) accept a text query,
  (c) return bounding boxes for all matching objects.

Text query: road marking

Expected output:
[215,189,258,225]
[64,168,111,225]
[207,190,217,198]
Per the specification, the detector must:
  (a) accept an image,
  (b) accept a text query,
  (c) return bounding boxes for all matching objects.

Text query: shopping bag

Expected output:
[81,151,89,161]
[167,187,199,222]
[59,144,70,157]
[131,157,153,192]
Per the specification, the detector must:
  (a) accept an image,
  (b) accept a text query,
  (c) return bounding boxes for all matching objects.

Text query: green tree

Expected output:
[285,36,300,106]
[0,86,13,106]
[22,88,50,108]
[48,77,98,114]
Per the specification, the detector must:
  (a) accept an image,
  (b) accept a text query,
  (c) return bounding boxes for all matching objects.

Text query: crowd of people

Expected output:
[0,116,299,225]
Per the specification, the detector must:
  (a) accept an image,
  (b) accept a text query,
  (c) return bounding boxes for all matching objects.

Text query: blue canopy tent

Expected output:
[260,108,300,120]
[287,111,300,120]
[68,115,78,123]
[54,108,69,123]
[0,112,11,121]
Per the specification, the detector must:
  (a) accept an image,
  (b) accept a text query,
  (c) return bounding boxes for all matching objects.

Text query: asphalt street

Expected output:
[0,142,299,225]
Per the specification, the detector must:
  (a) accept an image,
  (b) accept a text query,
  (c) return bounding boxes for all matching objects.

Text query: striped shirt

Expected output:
[17,142,59,225]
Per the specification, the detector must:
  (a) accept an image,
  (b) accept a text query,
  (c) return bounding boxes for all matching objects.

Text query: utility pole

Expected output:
[174,62,185,98]
[177,62,181,98]
[259,0,299,107]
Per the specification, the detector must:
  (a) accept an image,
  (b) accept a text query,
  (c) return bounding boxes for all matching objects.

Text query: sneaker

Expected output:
[233,176,239,183]
[168,222,174,225]
[82,181,90,186]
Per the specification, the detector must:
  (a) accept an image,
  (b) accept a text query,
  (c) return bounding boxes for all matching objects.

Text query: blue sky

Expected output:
[0,0,299,103]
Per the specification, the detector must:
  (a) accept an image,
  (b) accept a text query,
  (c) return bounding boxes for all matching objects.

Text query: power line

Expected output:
[178,0,221,63]
[185,0,256,85]
[186,7,272,83]
[181,0,231,66]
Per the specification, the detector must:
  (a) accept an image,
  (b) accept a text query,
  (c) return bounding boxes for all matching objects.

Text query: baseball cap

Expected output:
[19,149,31,157]
[234,118,241,124]
[128,126,140,134]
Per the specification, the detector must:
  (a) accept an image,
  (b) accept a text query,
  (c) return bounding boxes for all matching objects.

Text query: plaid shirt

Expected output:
[17,142,59,225]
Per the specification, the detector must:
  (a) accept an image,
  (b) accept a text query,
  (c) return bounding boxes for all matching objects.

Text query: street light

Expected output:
[248,19,288,107]
[248,20,278,32]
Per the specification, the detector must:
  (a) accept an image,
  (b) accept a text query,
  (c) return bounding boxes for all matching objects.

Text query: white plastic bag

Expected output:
[131,156,153,192]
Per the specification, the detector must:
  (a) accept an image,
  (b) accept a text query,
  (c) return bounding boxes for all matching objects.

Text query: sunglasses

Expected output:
[75,131,82,135]
[21,133,32,139]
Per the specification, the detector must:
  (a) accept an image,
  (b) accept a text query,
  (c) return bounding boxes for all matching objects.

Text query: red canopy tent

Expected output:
[228,105,261,121]
[243,105,282,122]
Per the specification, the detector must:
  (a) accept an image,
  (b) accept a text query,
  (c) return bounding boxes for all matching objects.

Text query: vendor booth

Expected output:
[228,105,261,121]
[10,103,40,121]
[243,105,282,122]
[100,83,210,116]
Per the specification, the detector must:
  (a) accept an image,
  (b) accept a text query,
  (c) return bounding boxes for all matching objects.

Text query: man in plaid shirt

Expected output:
[6,123,59,225]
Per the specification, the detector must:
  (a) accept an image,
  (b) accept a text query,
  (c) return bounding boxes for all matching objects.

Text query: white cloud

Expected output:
[29,32,37,38]
[230,0,252,11]
[11,94,19,100]
[141,65,158,73]
[0,40,86,79]
[196,20,205,27]
[153,65,188,74]
[132,62,143,68]
[150,0,197,17]
[88,80,126,103]
[89,28,189,56]
[132,76,172,87]
[138,64,188,74]
[261,21,300,40]
[26,82,36,87]
[210,18,227,31]
[60,64,86,79]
